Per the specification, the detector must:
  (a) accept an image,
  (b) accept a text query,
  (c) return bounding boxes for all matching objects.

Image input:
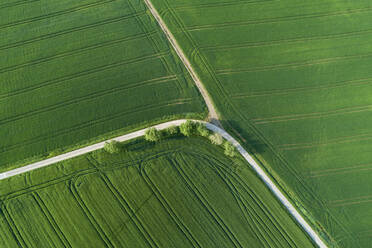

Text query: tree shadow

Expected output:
[220,119,268,154]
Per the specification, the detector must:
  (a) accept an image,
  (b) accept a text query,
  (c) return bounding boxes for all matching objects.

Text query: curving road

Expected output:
[0,119,326,247]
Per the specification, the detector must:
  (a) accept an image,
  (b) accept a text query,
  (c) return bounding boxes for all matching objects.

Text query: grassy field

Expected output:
[0,136,314,247]
[0,0,206,171]
[150,0,372,247]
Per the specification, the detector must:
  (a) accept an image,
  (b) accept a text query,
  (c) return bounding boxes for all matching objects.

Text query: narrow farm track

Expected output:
[142,0,221,127]
[0,119,327,247]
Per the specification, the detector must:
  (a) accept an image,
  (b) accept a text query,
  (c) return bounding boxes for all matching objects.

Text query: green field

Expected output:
[0,136,314,247]
[151,0,372,247]
[0,0,206,171]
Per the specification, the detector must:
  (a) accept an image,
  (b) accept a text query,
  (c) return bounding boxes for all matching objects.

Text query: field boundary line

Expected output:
[142,0,221,126]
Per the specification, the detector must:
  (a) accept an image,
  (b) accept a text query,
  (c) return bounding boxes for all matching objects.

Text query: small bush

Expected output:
[104,140,121,154]
[145,127,161,142]
[209,133,223,145]
[180,120,195,137]
[196,122,209,137]
[224,141,237,157]
[165,125,179,136]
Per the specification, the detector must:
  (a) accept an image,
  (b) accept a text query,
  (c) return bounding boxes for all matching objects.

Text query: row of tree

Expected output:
[104,121,237,157]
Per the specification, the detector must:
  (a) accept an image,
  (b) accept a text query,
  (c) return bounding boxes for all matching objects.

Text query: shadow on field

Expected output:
[220,119,268,154]
[123,135,186,153]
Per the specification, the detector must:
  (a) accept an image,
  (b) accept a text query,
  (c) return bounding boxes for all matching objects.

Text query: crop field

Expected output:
[150,0,372,247]
[0,0,206,171]
[0,137,314,247]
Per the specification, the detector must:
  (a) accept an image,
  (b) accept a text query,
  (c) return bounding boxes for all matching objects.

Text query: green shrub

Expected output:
[165,125,179,136]
[179,120,195,137]
[104,141,121,154]
[209,133,223,145]
[196,122,209,137]
[224,141,237,157]
[145,127,161,142]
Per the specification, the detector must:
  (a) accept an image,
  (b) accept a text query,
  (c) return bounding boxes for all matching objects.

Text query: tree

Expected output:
[224,141,236,157]
[179,120,194,137]
[209,133,223,145]
[196,122,209,137]
[104,140,121,154]
[165,125,179,136]
[145,127,161,142]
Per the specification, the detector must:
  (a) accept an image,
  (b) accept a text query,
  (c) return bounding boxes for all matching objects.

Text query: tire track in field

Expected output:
[208,163,275,248]
[202,28,372,52]
[278,132,372,151]
[220,176,272,248]
[0,98,193,155]
[139,159,202,248]
[0,75,178,127]
[170,0,275,11]
[0,51,168,100]
[230,77,372,99]
[1,203,27,248]
[86,155,159,248]
[0,0,39,10]
[0,167,97,202]
[308,163,372,178]
[0,72,176,127]
[126,0,173,78]
[186,6,372,31]
[252,104,372,125]
[180,152,298,248]
[0,12,145,52]
[209,165,288,247]
[204,154,297,248]
[329,195,372,207]
[229,109,362,243]
[32,192,72,248]
[170,156,243,248]
[0,0,114,30]
[216,51,372,75]
[212,163,298,248]
[279,131,372,148]
[70,177,114,248]
[95,172,159,248]
[0,30,157,76]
